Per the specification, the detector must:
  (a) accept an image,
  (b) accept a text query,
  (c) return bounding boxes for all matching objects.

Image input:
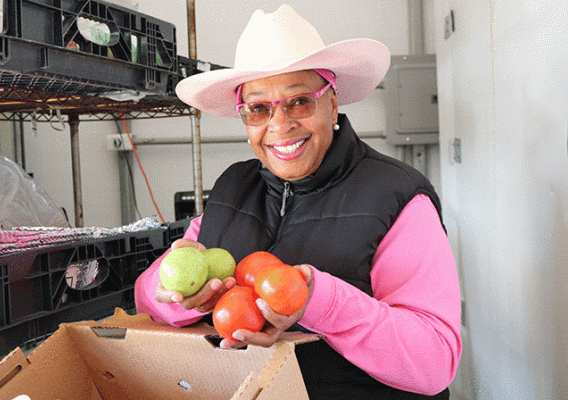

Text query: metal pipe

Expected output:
[408,0,424,55]
[128,131,386,147]
[114,120,138,225]
[190,113,204,215]
[68,113,84,227]
[19,117,25,169]
[359,131,387,140]
[12,115,26,169]
[132,136,248,146]
[187,0,204,215]
[407,0,428,175]
[187,0,197,60]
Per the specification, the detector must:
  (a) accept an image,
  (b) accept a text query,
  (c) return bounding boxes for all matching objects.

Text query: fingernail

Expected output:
[172,294,183,302]
[211,280,222,291]
[256,298,268,311]
[232,331,245,341]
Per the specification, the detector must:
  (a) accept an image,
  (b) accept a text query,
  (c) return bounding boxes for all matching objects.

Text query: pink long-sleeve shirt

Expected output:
[135,194,462,395]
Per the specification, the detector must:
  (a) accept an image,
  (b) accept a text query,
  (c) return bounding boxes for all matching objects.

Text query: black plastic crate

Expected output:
[166,215,196,242]
[166,56,226,94]
[0,219,191,356]
[0,0,178,95]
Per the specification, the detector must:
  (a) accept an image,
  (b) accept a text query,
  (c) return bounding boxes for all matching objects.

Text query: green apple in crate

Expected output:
[159,247,208,296]
[203,248,236,280]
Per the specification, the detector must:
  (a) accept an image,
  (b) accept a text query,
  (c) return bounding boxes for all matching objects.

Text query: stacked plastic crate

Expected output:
[0,218,191,356]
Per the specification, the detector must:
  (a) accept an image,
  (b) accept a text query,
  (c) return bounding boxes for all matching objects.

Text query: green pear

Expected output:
[203,248,236,281]
[159,247,208,297]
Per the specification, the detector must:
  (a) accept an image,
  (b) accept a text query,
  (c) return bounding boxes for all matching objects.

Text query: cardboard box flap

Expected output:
[257,342,295,388]
[0,348,29,388]
[91,308,321,344]
[98,307,154,327]
[0,325,103,400]
[256,343,310,400]
[231,341,311,400]
[80,308,217,339]
[231,371,262,400]
[66,321,302,399]
[229,343,294,400]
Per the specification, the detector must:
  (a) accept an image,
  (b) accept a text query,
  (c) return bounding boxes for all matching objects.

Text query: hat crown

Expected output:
[175,5,391,118]
[234,4,325,71]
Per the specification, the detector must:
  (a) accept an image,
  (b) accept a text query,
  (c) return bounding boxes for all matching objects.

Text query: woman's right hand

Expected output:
[154,238,237,313]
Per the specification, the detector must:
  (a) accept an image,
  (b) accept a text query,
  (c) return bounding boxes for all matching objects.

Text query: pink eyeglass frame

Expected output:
[234,82,332,120]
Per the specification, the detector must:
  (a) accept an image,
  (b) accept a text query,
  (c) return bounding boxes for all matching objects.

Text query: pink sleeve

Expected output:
[299,194,462,395]
[134,215,207,327]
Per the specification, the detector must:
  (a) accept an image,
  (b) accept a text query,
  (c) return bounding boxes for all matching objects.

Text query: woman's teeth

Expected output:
[273,139,306,154]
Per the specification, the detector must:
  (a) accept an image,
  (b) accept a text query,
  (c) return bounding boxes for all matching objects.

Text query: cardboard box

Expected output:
[0,308,319,400]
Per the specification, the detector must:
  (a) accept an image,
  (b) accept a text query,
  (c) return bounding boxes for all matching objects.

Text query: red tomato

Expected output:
[212,286,266,340]
[254,264,308,315]
[235,251,282,288]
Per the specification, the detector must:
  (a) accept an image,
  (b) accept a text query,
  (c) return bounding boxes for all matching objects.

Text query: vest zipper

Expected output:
[280,181,293,217]
[269,181,294,254]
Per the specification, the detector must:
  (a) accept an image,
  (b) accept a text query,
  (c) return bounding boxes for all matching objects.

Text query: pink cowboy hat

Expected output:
[175,4,391,118]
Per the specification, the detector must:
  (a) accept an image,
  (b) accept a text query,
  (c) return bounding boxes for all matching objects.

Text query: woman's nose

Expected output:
[267,103,294,133]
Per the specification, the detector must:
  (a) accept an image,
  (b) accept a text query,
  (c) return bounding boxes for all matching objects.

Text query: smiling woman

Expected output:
[135,4,462,399]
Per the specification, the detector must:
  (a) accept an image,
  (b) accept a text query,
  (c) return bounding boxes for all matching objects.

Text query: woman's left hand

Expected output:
[219,264,314,349]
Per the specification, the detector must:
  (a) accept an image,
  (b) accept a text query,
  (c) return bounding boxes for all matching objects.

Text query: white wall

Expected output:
[23,0,437,228]
[435,1,568,399]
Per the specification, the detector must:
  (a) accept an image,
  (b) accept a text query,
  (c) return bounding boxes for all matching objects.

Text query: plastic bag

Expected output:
[0,156,69,230]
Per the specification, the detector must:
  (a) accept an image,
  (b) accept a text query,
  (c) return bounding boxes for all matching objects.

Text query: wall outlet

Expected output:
[106,134,134,151]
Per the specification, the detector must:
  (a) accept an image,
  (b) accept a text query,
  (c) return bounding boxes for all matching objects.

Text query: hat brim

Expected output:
[175,38,390,118]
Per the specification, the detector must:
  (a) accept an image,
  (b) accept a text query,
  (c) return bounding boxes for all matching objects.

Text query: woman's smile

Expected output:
[268,137,309,160]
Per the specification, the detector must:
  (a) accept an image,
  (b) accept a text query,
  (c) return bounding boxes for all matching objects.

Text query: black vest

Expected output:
[198,114,449,399]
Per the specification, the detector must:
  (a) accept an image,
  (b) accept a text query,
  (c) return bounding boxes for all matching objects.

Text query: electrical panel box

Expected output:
[384,54,439,145]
